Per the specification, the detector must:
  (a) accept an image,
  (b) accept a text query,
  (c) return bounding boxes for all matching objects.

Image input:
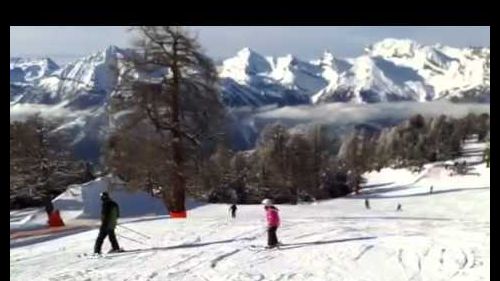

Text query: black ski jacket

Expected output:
[101,199,120,229]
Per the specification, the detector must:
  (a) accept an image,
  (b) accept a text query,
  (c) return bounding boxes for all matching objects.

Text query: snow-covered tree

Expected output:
[308,124,337,190]
[201,143,235,202]
[10,115,93,208]
[286,133,314,203]
[256,123,291,196]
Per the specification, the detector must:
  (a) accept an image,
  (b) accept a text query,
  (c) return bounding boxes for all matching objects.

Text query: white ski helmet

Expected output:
[261,198,273,206]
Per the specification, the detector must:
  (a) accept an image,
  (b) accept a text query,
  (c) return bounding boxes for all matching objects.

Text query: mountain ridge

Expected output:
[10,39,490,161]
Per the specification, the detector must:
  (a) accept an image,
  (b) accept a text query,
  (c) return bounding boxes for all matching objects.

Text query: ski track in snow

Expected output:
[10,203,489,281]
[11,139,489,281]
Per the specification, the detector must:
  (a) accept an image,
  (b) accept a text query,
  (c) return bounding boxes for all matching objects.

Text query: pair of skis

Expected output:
[78,225,151,258]
[248,242,285,252]
[77,250,128,259]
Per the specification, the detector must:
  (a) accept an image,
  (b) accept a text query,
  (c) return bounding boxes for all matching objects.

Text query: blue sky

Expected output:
[10,26,490,63]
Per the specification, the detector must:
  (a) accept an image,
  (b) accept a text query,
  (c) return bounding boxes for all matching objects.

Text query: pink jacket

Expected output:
[266,207,280,227]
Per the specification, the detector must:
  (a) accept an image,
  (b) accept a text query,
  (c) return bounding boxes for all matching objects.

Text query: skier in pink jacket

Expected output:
[262,198,280,248]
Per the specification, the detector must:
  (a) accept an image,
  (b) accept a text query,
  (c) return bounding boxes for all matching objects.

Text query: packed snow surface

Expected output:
[10,140,489,280]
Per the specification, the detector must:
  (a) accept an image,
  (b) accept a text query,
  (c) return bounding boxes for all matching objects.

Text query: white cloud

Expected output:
[10,103,90,122]
[253,101,490,126]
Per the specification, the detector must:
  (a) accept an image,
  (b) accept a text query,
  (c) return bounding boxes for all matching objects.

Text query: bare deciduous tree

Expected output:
[108,26,225,212]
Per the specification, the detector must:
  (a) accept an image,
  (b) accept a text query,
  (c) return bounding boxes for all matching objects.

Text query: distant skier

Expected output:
[365,199,370,209]
[484,145,490,168]
[94,192,122,254]
[44,196,54,217]
[430,185,433,194]
[396,203,402,211]
[229,204,237,218]
[262,199,280,249]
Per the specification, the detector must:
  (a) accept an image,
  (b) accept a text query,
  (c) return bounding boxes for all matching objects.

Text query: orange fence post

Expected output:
[169,211,187,218]
[48,210,65,227]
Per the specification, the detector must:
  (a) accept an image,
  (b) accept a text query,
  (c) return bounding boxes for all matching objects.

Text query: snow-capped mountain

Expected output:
[219,48,314,106]
[10,57,59,83]
[9,39,490,161]
[10,39,490,109]
[33,46,126,108]
[10,46,127,161]
[221,39,489,105]
[363,39,490,102]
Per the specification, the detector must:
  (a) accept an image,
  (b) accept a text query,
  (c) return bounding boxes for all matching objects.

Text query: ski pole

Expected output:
[116,233,148,246]
[118,224,151,239]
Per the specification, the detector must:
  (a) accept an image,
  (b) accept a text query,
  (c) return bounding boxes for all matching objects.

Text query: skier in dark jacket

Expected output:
[229,204,237,218]
[44,196,54,217]
[94,192,122,254]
